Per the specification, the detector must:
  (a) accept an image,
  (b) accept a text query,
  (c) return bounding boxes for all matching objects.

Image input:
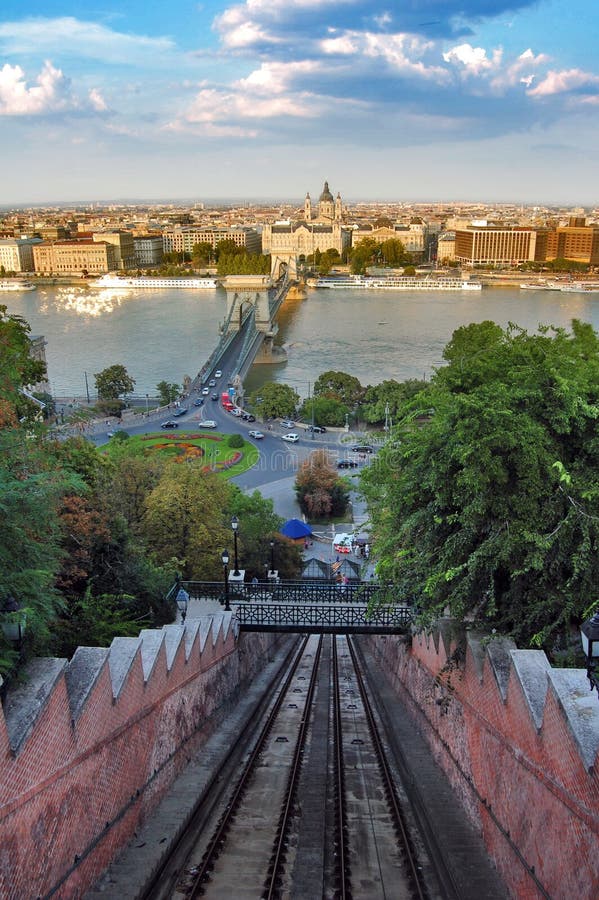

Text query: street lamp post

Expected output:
[581,611,599,697]
[231,515,240,576]
[176,584,189,622]
[222,549,230,611]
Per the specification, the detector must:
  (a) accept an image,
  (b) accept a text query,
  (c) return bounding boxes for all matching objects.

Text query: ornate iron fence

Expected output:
[169,580,412,634]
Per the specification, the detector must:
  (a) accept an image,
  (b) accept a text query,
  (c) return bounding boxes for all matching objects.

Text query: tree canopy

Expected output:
[248,382,299,419]
[313,370,364,407]
[295,449,350,520]
[361,320,599,658]
[94,364,136,401]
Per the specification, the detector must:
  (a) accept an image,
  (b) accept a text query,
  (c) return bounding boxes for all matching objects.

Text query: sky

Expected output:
[1,1,598,205]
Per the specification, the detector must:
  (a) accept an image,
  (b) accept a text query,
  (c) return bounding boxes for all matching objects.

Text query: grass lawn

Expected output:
[103,430,259,477]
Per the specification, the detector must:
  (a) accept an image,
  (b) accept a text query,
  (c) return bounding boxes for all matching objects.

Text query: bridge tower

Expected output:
[221,275,274,335]
[270,252,298,281]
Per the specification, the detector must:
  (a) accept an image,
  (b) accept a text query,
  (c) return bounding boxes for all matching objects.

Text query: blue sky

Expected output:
[1,1,598,204]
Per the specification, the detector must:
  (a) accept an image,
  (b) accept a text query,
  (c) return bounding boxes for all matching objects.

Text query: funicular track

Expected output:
[148,635,436,900]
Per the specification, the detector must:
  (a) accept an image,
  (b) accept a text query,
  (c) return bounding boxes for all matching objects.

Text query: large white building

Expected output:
[0,238,41,273]
[262,181,352,258]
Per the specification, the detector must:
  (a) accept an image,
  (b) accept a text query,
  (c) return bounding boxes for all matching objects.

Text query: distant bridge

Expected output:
[198,270,305,388]
[172,580,413,635]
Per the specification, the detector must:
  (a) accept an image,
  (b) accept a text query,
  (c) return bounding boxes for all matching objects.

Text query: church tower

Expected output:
[318,181,335,222]
[304,192,312,222]
[335,191,342,223]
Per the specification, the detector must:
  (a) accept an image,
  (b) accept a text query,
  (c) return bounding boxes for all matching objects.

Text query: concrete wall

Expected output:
[364,625,599,900]
[0,613,283,899]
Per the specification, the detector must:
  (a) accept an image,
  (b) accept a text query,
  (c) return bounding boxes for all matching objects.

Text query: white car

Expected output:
[215,370,222,378]
[231,408,242,417]
[281,419,295,428]
[282,433,299,443]
[249,430,264,439]
[201,387,210,395]
[199,420,217,428]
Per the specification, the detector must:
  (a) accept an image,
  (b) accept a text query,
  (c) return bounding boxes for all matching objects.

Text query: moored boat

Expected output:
[0,279,36,292]
[314,275,482,291]
[88,274,219,289]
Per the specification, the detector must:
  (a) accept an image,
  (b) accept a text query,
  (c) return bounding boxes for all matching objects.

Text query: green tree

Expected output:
[302,396,349,427]
[226,489,303,580]
[156,380,180,405]
[0,305,47,426]
[94,364,136,401]
[379,239,407,266]
[0,430,76,671]
[350,238,378,274]
[143,463,232,579]
[295,449,350,520]
[361,378,427,425]
[192,241,213,266]
[313,370,364,407]
[248,382,299,420]
[361,320,599,656]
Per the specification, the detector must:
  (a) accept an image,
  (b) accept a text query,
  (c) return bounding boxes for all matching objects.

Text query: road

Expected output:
[79,356,374,509]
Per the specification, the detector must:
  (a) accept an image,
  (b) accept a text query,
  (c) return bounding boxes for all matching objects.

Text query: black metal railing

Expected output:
[177,580,407,606]
[168,579,413,634]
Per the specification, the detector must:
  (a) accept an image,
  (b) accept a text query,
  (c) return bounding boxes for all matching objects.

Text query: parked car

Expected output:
[193,398,204,407]
[249,430,264,439]
[282,433,299,443]
[201,387,210,395]
[337,459,359,469]
[241,412,256,422]
[231,408,242,417]
[281,419,295,428]
[199,420,217,428]
[161,421,179,429]
[307,425,327,433]
[351,445,375,454]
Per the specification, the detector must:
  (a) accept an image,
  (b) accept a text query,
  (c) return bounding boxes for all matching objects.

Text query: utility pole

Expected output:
[84,371,90,404]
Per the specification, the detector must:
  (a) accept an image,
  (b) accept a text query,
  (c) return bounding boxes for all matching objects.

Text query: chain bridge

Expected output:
[171,580,413,635]
[198,267,306,388]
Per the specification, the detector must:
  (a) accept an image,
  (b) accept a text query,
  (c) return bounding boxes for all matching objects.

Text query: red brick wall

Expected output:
[0,619,283,899]
[365,630,599,900]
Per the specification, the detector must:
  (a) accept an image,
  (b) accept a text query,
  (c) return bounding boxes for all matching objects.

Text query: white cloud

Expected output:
[0,17,175,64]
[236,60,323,94]
[490,48,548,91]
[527,68,599,98]
[89,88,108,112]
[443,43,501,76]
[0,61,72,115]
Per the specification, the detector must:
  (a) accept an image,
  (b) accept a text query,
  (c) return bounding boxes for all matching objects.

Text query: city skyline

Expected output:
[1,1,598,205]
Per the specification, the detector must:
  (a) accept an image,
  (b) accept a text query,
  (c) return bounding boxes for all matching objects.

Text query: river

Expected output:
[3,282,599,400]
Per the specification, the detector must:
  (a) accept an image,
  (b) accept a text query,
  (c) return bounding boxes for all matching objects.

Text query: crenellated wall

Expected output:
[365,624,599,900]
[0,613,284,900]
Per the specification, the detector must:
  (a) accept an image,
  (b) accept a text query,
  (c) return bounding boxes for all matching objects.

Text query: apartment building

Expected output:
[0,238,41,272]
[162,226,261,255]
[455,226,541,266]
[546,218,599,264]
[33,240,118,275]
[92,231,136,269]
[133,235,163,267]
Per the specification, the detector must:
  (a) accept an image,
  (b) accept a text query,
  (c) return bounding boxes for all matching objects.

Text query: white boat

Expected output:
[88,274,219,289]
[315,275,482,291]
[520,281,564,291]
[0,279,36,292]
[560,283,599,293]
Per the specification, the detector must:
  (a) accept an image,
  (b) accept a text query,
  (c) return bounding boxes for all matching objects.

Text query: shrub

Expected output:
[227,433,245,448]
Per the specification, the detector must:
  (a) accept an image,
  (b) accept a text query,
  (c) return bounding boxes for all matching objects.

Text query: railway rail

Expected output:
[146,635,442,899]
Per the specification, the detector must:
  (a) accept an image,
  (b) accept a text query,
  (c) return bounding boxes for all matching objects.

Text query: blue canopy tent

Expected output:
[280,518,313,542]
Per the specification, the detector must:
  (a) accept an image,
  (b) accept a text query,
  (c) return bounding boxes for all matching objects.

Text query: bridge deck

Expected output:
[172,580,413,635]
